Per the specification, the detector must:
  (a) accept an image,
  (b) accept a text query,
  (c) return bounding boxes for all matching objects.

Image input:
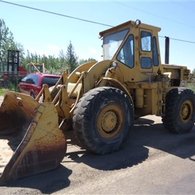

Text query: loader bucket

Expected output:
[0,91,39,135]
[0,92,67,183]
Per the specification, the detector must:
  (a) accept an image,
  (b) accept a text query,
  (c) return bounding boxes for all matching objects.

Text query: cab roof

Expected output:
[99,20,161,38]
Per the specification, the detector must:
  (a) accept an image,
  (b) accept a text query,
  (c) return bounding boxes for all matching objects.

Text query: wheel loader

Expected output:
[0,19,194,183]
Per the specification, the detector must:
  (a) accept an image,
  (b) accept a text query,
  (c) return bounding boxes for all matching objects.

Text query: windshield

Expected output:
[103,29,129,60]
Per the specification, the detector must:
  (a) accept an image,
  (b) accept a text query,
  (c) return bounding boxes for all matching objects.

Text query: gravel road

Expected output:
[0,96,195,194]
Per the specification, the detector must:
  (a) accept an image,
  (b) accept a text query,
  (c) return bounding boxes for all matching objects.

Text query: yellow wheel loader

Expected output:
[0,19,194,183]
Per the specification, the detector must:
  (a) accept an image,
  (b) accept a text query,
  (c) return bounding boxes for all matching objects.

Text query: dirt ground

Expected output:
[0,96,195,194]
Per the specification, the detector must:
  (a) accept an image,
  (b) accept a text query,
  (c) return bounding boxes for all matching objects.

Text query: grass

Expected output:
[0,80,19,96]
[0,88,9,96]
[187,83,195,92]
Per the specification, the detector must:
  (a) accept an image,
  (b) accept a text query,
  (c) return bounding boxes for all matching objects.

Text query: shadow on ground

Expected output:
[1,117,195,193]
[4,165,72,194]
[65,117,195,170]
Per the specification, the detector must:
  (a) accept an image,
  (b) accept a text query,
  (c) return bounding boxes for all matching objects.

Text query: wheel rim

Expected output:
[180,100,193,122]
[97,103,124,139]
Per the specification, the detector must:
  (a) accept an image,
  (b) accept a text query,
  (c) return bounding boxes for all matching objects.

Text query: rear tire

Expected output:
[162,88,195,133]
[73,86,134,154]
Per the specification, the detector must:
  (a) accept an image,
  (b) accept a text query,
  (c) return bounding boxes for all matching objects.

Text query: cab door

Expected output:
[139,29,160,73]
[140,30,153,71]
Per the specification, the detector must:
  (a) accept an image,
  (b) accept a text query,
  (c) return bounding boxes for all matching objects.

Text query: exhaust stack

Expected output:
[165,36,170,64]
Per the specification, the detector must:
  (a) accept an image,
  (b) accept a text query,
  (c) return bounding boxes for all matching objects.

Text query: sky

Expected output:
[0,0,195,71]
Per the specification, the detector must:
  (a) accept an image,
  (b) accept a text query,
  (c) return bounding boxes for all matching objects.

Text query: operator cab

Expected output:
[100,20,162,82]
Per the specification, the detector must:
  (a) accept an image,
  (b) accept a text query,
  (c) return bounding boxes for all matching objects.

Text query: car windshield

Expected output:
[103,29,129,60]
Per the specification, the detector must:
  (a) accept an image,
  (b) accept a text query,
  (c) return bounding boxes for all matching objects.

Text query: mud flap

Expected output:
[0,95,67,183]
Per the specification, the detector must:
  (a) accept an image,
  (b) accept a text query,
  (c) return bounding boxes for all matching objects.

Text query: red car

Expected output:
[18,73,60,98]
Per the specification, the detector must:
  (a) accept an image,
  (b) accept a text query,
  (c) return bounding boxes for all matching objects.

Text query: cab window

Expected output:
[141,57,152,69]
[103,29,129,60]
[153,37,159,66]
[141,31,152,51]
[117,34,134,68]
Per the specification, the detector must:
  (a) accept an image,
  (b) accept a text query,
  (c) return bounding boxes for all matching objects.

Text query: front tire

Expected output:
[162,88,195,133]
[73,87,134,154]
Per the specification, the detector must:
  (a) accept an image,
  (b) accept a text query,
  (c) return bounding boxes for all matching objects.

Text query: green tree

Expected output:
[79,58,97,65]
[192,68,195,75]
[0,18,24,71]
[65,41,78,73]
[58,49,67,71]
[0,19,14,67]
